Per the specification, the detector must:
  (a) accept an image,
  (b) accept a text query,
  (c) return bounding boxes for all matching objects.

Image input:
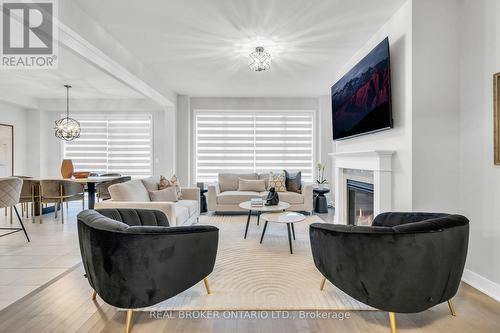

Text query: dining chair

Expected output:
[40,180,85,224]
[96,176,131,202]
[13,176,34,218]
[19,179,40,223]
[0,177,30,241]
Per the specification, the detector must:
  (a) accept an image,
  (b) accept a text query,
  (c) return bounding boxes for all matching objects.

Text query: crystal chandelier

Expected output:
[54,85,81,141]
[249,46,271,71]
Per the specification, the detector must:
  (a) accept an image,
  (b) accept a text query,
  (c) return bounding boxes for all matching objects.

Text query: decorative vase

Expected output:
[60,159,74,179]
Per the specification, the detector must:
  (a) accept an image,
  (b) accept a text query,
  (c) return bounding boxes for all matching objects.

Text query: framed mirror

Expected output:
[495,73,500,165]
[0,124,14,177]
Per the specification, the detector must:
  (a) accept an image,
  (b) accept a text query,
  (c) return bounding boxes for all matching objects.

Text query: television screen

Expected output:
[331,37,393,140]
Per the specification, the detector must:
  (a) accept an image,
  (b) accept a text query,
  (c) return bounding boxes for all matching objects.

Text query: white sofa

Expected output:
[206,173,313,213]
[94,176,200,226]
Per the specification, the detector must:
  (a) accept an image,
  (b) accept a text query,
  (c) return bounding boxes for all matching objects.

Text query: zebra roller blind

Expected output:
[63,114,153,178]
[195,110,314,183]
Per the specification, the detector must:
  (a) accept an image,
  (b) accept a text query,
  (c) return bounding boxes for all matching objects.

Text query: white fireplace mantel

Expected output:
[328,150,395,224]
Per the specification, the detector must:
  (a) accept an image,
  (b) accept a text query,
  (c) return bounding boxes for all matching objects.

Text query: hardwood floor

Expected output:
[1,207,499,332]
[0,264,499,333]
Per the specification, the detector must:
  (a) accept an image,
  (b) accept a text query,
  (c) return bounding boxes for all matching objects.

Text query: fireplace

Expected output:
[347,180,374,226]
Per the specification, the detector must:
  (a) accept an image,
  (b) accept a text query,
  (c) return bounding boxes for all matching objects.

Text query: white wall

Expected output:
[0,101,29,176]
[318,95,333,204]
[458,0,500,299]
[411,0,460,212]
[176,95,191,185]
[333,1,413,211]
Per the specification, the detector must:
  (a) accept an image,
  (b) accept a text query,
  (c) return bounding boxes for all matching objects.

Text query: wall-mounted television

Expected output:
[331,37,393,140]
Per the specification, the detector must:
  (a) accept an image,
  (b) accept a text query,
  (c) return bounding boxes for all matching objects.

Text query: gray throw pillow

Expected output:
[284,170,302,193]
[149,187,179,202]
[238,178,267,192]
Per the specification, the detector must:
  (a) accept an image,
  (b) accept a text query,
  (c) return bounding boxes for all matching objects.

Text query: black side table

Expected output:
[200,188,208,213]
[313,188,330,213]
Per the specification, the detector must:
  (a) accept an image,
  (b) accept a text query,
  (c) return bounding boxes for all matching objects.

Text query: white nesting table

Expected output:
[259,212,306,254]
[239,201,290,239]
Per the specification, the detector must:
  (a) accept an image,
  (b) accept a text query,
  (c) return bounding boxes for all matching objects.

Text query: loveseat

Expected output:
[94,176,200,225]
[206,173,313,213]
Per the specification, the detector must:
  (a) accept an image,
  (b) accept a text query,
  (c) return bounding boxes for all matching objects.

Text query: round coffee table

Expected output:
[259,212,305,254]
[239,201,290,239]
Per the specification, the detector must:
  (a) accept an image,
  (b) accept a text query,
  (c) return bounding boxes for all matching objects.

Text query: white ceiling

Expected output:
[0,47,144,101]
[75,0,406,97]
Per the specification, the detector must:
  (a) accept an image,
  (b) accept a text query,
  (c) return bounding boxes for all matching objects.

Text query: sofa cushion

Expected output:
[259,173,270,189]
[238,179,266,192]
[159,175,182,198]
[108,179,150,202]
[175,200,199,217]
[141,176,160,192]
[269,171,287,192]
[218,173,258,192]
[217,191,261,204]
[284,170,302,193]
[149,187,178,202]
[260,191,304,204]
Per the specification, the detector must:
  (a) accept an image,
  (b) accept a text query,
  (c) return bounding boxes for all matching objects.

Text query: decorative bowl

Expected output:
[73,171,91,179]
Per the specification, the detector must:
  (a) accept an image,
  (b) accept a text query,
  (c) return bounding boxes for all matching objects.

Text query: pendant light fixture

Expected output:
[54,85,81,141]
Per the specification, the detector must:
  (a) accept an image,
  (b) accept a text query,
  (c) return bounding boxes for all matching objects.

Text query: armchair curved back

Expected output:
[77,208,219,309]
[310,213,469,313]
[0,177,22,208]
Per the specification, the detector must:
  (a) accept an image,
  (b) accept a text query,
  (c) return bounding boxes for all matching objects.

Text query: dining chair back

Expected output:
[0,177,29,241]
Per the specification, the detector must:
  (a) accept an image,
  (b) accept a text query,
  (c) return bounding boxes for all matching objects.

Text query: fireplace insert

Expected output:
[347,180,374,225]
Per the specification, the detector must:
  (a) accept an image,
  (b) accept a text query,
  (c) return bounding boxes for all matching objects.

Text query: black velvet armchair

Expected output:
[310,212,469,333]
[77,208,219,333]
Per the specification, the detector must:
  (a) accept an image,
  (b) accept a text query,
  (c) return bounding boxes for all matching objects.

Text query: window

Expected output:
[194,110,314,182]
[63,114,153,178]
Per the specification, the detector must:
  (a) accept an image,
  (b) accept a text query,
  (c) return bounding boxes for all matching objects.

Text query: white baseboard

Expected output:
[462,269,500,302]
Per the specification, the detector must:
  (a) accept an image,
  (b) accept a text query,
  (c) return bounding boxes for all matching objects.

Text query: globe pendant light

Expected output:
[54,85,81,141]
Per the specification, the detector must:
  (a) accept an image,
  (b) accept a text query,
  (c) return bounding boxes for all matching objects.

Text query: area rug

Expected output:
[142,214,372,311]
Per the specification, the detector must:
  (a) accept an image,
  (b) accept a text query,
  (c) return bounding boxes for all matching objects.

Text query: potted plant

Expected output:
[316,162,328,189]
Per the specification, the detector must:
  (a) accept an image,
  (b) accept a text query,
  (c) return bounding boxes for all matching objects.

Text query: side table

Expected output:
[313,188,330,213]
[200,188,208,213]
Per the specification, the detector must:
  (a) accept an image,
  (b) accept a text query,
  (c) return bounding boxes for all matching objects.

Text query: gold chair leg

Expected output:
[54,203,58,218]
[39,190,43,224]
[61,200,64,224]
[320,277,326,291]
[447,299,456,316]
[389,312,396,333]
[91,290,97,300]
[203,277,211,295]
[125,309,133,333]
[10,207,12,224]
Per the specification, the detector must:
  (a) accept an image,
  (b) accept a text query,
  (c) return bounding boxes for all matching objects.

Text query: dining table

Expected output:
[32,176,122,211]
[69,176,122,209]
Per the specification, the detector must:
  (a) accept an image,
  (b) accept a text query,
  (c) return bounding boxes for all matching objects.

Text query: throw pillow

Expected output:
[284,170,302,193]
[268,171,287,192]
[149,187,179,202]
[159,174,182,199]
[238,178,266,192]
